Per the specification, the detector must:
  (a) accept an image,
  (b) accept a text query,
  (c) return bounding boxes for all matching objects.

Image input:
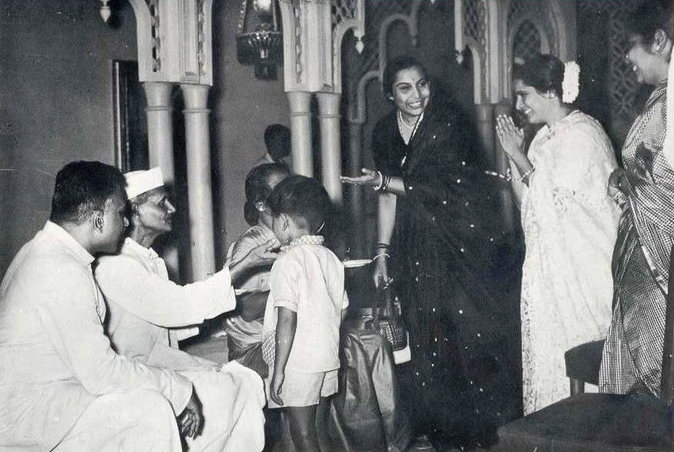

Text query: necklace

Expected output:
[397,110,424,147]
[397,110,418,129]
[280,234,325,253]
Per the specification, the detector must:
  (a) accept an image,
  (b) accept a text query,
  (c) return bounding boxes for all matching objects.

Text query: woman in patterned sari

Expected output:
[341,56,521,450]
[599,0,674,395]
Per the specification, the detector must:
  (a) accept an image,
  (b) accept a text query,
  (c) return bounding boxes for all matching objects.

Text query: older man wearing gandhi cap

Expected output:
[95,167,276,451]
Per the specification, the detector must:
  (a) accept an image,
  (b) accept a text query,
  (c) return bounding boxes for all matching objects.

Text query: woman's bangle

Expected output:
[372,253,390,261]
[514,166,535,182]
[373,171,385,191]
[374,172,392,192]
[374,243,389,253]
[381,174,392,191]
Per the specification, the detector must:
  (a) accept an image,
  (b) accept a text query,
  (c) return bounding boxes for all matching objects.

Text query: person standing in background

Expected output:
[224,163,291,377]
[600,0,674,396]
[496,54,619,415]
[254,124,293,169]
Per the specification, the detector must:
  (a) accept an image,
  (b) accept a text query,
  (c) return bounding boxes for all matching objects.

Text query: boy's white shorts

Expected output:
[267,368,338,408]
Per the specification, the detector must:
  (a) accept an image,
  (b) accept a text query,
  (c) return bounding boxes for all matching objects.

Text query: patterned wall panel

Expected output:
[344,0,410,91]
[507,0,528,30]
[332,0,359,27]
[508,0,557,57]
[464,0,486,50]
[513,20,542,64]
[578,0,641,134]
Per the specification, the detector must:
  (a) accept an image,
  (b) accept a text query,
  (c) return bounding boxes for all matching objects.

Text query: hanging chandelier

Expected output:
[236,0,283,80]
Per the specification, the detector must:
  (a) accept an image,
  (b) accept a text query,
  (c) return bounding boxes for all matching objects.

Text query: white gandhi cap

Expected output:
[124,167,165,200]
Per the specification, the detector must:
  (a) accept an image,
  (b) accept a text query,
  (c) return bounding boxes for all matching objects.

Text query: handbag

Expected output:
[370,285,411,364]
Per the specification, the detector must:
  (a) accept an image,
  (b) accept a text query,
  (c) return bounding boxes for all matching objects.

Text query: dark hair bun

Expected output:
[514,54,565,100]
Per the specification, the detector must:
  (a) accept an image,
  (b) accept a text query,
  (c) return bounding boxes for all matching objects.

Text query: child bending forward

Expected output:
[262,175,349,451]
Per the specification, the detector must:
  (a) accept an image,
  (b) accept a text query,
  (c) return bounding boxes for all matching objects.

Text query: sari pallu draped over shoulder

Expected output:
[600,82,672,396]
[622,84,673,287]
[395,103,520,308]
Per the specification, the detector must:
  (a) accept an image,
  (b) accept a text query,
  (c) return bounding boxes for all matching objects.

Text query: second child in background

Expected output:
[224,163,291,378]
[262,175,349,452]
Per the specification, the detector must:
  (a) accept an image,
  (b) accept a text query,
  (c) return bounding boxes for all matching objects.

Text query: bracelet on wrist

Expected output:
[484,167,512,182]
[381,174,392,191]
[373,171,385,191]
[372,253,390,261]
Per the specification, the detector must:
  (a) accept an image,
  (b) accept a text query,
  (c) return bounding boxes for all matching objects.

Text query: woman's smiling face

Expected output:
[514,79,550,125]
[391,66,430,121]
[625,33,664,86]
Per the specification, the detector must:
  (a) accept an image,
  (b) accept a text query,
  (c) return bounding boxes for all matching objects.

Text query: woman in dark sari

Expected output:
[599,0,674,396]
[341,56,521,449]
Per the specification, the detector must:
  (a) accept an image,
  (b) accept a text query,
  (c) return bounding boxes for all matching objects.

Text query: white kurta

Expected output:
[0,222,189,452]
[95,238,266,452]
[518,111,620,414]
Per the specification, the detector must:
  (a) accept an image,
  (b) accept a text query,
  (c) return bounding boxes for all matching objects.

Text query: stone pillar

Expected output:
[143,81,180,279]
[143,82,176,183]
[180,84,215,280]
[316,92,343,204]
[476,103,496,168]
[287,91,313,177]
[494,103,516,231]
[348,121,365,258]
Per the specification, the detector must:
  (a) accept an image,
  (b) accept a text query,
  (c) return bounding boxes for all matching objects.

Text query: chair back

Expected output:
[659,246,674,404]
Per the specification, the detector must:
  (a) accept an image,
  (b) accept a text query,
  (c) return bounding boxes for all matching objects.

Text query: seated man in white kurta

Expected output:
[95,167,274,452]
[0,161,190,452]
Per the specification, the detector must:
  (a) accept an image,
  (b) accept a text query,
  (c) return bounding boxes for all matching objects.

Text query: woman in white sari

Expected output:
[496,54,620,415]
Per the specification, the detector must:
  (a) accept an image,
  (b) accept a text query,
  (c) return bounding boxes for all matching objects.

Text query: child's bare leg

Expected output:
[286,405,319,452]
[316,396,331,452]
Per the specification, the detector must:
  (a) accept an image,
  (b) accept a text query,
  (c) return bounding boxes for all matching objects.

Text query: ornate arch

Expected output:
[498,0,575,100]
[348,0,427,124]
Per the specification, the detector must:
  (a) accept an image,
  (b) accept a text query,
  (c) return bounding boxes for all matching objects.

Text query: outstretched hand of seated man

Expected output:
[229,239,279,283]
[178,389,204,440]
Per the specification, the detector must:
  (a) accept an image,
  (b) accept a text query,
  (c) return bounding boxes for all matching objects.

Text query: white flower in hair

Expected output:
[562,61,580,104]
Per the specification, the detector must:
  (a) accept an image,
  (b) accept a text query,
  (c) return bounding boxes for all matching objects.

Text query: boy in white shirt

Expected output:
[262,175,349,451]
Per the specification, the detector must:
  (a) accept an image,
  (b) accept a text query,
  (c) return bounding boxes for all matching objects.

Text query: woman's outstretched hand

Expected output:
[496,115,525,162]
[340,168,382,187]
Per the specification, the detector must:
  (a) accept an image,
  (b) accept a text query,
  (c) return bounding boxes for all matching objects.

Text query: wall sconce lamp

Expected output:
[236,0,283,80]
[99,0,112,22]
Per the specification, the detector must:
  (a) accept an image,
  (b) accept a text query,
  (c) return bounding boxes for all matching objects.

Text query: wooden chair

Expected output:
[496,246,674,452]
[564,339,604,395]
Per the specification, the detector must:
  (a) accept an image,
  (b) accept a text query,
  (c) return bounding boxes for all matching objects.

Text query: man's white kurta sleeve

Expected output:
[38,261,193,413]
[95,255,236,328]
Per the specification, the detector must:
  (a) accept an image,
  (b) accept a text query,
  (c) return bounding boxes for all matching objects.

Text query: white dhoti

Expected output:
[53,390,182,452]
[182,361,267,452]
[95,238,267,451]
